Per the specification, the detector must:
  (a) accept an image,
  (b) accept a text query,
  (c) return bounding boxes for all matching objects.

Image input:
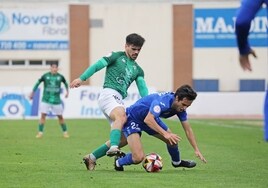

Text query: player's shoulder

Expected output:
[42,72,50,77]
[105,51,124,58]
[157,92,174,104]
[113,51,124,55]
[57,73,66,79]
[103,51,125,63]
[56,72,64,76]
[146,92,170,103]
[157,91,174,98]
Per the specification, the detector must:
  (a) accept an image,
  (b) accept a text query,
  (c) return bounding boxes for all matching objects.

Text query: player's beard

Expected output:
[131,53,138,60]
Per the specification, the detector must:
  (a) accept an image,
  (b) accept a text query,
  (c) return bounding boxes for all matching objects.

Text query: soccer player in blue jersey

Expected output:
[235,0,268,141]
[83,85,207,171]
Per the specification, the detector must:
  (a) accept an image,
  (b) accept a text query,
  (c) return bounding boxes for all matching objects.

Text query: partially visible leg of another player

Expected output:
[83,135,127,171]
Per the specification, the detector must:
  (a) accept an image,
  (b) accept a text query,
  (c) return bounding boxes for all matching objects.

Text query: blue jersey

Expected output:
[235,0,268,55]
[123,92,188,137]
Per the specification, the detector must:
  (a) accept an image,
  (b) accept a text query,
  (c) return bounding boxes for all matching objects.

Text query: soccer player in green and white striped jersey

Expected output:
[30,62,69,138]
[70,33,149,167]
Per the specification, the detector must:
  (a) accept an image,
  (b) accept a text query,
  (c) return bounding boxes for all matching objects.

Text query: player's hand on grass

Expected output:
[239,49,257,72]
[70,78,83,88]
[195,150,207,163]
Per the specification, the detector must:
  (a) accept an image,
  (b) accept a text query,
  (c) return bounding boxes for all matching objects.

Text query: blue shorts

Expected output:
[122,116,168,138]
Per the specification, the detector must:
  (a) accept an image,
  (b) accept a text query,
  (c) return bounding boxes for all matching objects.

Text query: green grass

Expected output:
[0,119,267,188]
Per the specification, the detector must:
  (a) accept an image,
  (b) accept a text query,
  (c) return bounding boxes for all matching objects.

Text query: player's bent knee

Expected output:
[132,153,145,164]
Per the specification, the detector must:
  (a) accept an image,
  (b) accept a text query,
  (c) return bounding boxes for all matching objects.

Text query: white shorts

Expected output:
[40,102,63,115]
[98,88,125,124]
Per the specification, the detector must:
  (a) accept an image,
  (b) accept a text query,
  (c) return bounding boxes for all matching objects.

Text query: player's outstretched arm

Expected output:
[195,150,207,163]
[235,0,263,72]
[70,59,108,88]
[181,120,207,163]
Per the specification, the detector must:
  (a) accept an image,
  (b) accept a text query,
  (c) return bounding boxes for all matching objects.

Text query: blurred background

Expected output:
[0,0,267,119]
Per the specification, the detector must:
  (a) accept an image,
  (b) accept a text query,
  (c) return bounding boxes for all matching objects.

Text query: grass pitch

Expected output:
[0,118,267,188]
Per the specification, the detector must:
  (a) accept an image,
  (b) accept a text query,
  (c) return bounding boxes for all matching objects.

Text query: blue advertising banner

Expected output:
[194,8,267,48]
[0,40,68,50]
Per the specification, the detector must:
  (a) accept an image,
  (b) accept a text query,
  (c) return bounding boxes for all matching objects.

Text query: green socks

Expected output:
[38,124,44,132]
[90,129,121,161]
[92,144,109,159]
[110,129,121,147]
[61,123,67,132]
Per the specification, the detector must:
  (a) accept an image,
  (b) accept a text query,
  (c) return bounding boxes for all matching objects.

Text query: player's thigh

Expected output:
[51,104,63,115]
[109,106,126,122]
[98,88,125,120]
[127,133,144,160]
[40,102,50,114]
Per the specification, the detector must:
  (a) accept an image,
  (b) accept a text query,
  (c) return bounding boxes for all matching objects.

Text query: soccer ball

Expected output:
[142,153,163,173]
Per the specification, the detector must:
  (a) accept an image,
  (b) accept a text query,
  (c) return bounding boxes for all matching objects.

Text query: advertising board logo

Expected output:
[194,8,267,48]
[0,11,9,34]
[0,93,32,117]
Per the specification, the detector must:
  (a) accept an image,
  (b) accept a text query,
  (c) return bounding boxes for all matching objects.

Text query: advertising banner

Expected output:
[0,8,68,50]
[0,86,156,119]
[0,86,264,119]
[194,8,267,47]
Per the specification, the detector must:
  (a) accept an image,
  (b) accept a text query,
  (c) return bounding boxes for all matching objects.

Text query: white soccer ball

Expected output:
[142,153,163,173]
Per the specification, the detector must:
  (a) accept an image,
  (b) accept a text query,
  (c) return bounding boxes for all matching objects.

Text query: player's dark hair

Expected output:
[50,61,59,67]
[174,84,197,101]
[126,33,145,47]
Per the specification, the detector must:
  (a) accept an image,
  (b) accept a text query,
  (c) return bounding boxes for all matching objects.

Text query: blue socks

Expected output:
[118,153,133,166]
[167,144,180,162]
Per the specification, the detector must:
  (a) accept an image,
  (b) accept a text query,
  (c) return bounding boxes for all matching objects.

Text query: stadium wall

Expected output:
[0,1,267,119]
[0,2,267,92]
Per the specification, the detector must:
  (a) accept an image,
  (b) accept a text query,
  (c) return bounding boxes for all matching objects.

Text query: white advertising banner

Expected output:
[0,86,264,119]
[0,86,156,119]
[0,8,68,50]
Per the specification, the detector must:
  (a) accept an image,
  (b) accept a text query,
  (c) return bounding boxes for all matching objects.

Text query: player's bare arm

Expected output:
[144,112,179,145]
[181,121,207,163]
